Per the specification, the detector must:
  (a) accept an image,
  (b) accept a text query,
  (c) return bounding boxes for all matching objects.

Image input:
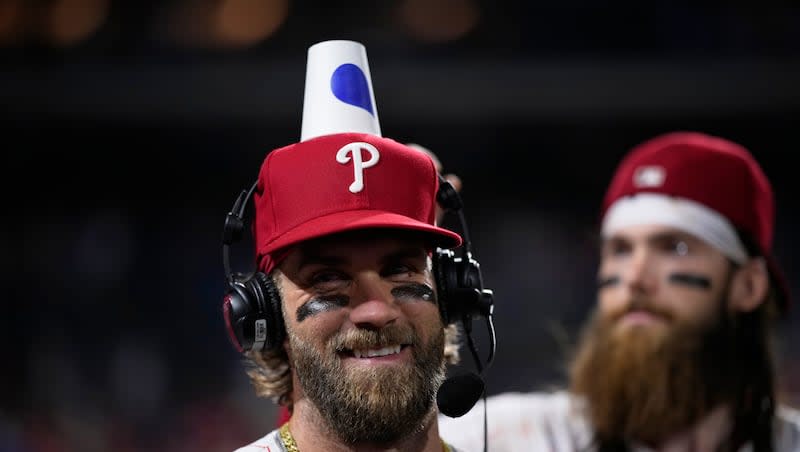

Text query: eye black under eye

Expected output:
[597,275,620,289]
[296,294,350,322]
[391,283,435,304]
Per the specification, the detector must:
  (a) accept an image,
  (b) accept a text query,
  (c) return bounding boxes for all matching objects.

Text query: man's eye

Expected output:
[603,242,630,257]
[383,264,415,277]
[310,270,347,288]
[612,245,628,256]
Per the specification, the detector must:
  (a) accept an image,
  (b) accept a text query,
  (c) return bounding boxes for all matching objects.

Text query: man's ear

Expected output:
[272,270,292,358]
[729,257,769,313]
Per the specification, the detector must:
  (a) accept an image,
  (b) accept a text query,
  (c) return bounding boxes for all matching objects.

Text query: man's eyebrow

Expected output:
[646,230,699,245]
[380,247,428,264]
[293,244,427,270]
[295,253,347,270]
[599,235,628,248]
[602,230,698,245]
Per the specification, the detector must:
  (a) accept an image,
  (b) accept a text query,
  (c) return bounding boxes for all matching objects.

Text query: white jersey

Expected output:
[233,429,286,452]
[438,391,800,452]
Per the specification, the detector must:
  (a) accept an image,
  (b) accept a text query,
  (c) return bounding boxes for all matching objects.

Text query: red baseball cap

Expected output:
[600,131,790,313]
[253,132,462,273]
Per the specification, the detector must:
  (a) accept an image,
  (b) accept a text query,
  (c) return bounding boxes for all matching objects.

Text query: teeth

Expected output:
[353,345,401,358]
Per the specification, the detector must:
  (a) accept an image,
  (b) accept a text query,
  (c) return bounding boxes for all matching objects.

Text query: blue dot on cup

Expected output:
[330,63,374,115]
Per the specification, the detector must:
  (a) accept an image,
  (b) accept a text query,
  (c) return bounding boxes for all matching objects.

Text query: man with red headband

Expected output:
[222,40,474,452]
[439,131,800,451]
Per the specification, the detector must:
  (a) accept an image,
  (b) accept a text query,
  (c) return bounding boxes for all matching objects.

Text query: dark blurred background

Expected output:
[3,0,799,450]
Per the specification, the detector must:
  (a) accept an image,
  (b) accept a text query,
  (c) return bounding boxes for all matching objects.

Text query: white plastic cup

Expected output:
[300,40,382,142]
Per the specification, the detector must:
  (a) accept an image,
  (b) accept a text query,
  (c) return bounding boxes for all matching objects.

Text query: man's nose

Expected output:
[347,275,400,329]
[622,248,658,294]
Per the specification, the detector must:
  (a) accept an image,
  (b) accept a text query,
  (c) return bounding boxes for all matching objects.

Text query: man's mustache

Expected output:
[609,299,675,323]
[331,325,416,352]
[597,272,711,291]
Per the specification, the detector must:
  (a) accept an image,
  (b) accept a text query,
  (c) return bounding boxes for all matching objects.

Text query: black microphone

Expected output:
[433,177,494,452]
[436,304,495,418]
[437,372,485,417]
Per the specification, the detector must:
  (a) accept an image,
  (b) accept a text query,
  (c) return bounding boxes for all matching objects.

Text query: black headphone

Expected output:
[221,176,495,356]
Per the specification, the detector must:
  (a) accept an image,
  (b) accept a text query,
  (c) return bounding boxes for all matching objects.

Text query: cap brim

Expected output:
[259,209,462,258]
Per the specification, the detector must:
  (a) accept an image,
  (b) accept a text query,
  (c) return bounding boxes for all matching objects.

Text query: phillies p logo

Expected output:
[336,142,380,193]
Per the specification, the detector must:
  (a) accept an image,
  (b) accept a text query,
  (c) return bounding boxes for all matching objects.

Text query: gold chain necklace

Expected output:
[279,422,300,452]
[279,422,451,452]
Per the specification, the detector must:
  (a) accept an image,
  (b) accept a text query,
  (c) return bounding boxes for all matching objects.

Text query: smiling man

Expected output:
[274,229,454,447]
[221,40,471,452]
[438,131,800,451]
[226,134,465,452]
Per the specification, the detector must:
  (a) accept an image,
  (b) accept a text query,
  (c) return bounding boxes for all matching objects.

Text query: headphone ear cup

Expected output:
[435,247,492,324]
[222,274,257,353]
[434,248,458,325]
[252,272,285,350]
[222,272,285,353]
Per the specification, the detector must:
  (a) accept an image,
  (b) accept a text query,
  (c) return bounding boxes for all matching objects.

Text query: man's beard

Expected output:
[568,295,740,446]
[290,324,446,444]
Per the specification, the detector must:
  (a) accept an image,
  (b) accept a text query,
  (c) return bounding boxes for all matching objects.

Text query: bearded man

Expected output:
[439,131,800,451]
[220,39,490,452]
